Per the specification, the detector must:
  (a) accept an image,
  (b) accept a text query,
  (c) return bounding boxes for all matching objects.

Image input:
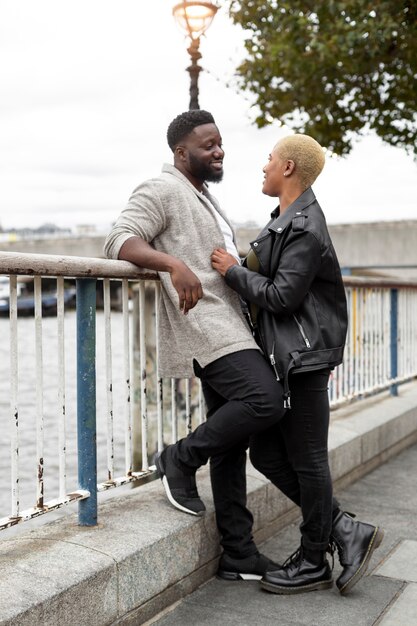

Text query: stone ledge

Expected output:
[0,382,416,626]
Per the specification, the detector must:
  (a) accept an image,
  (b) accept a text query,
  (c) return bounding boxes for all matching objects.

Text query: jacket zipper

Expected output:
[269,342,280,381]
[293,315,311,348]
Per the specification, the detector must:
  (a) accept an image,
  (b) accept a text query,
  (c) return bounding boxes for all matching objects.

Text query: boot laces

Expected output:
[328,510,357,563]
[284,545,335,572]
[282,546,303,569]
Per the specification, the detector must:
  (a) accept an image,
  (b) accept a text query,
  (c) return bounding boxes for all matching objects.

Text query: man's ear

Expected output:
[175,145,186,161]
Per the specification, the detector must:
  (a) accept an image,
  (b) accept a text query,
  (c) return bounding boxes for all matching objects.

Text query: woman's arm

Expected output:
[212,231,321,316]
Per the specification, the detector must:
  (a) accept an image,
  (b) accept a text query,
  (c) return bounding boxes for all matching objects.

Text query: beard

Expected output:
[189,153,224,184]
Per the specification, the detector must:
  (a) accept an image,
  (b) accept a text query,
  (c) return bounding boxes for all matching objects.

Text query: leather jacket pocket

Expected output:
[292,314,311,349]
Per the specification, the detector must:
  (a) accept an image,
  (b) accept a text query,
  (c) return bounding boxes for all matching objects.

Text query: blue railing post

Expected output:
[390,288,398,397]
[76,278,98,525]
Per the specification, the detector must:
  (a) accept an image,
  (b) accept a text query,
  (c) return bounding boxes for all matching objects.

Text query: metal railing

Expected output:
[329,277,417,405]
[1,251,416,531]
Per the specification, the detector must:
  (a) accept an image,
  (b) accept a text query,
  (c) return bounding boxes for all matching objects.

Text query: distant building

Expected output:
[1,223,72,240]
[75,224,99,236]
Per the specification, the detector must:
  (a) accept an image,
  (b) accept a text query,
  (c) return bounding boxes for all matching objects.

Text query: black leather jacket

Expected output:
[225,188,348,408]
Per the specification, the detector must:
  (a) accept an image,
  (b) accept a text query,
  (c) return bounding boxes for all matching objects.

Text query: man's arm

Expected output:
[119,236,203,314]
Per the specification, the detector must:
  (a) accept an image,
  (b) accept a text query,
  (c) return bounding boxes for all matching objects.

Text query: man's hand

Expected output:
[170,260,203,314]
[118,236,203,315]
[211,248,239,277]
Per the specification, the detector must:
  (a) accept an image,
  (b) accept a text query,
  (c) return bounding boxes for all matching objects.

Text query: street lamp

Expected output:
[172,1,218,110]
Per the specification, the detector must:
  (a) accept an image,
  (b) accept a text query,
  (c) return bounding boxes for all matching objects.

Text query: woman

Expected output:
[211,134,383,595]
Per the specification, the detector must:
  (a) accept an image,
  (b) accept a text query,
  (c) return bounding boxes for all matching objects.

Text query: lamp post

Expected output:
[172,1,218,110]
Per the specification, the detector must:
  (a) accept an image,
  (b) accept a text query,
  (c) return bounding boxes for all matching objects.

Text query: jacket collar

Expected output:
[268,187,316,235]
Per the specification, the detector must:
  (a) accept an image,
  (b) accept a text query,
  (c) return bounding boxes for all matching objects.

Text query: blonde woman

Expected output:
[212,134,383,595]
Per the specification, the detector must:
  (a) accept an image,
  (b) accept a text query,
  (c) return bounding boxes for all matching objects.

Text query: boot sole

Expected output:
[261,579,333,595]
[155,453,205,517]
[217,570,262,581]
[338,526,385,595]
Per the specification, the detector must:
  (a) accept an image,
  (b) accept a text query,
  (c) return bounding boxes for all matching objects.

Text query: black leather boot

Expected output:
[330,511,384,594]
[260,546,333,594]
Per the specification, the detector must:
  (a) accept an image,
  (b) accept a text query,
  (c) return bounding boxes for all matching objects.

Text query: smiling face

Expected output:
[175,123,224,189]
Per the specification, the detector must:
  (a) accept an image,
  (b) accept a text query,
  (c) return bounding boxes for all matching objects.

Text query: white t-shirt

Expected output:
[205,198,241,263]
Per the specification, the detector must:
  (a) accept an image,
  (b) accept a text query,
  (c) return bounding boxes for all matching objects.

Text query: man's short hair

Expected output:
[167,110,216,152]
[275,134,325,190]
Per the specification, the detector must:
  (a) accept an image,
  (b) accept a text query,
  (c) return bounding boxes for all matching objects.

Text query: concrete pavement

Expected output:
[146,442,417,626]
[1,382,416,626]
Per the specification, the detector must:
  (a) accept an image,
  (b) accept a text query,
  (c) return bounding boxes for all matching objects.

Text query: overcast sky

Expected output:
[1,0,416,232]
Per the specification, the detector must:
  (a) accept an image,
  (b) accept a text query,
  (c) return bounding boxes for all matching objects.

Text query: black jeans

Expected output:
[250,369,337,552]
[172,349,286,558]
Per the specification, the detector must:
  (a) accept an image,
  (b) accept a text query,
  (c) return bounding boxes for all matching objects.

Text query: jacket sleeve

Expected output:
[225,230,322,316]
[104,180,166,260]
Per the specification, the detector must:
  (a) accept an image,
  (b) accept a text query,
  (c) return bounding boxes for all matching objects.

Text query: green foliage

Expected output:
[227,0,417,156]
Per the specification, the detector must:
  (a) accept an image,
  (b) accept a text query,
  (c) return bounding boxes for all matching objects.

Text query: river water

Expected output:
[0,310,142,519]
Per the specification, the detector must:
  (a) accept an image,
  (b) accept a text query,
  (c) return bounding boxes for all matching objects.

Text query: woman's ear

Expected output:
[285,159,295,177]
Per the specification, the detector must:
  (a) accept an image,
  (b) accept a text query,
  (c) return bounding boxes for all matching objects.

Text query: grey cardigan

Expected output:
[104,163,258,377]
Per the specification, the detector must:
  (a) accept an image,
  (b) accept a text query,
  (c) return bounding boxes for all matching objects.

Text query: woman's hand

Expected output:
[211,248,239,276]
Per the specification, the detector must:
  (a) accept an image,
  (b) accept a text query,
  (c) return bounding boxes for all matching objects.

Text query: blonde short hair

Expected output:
[274,134,325,190]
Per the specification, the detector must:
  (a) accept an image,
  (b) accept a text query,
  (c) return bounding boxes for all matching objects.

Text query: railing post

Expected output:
[390,288,398,397]
[76,278,98,525]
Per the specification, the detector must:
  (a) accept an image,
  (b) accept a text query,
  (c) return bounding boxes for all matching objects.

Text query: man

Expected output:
[104,110,285,580]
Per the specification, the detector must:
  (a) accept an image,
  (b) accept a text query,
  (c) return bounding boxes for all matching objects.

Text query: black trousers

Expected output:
[174,351,336,556]
[250,369,338,552]
[172,349,285,557]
